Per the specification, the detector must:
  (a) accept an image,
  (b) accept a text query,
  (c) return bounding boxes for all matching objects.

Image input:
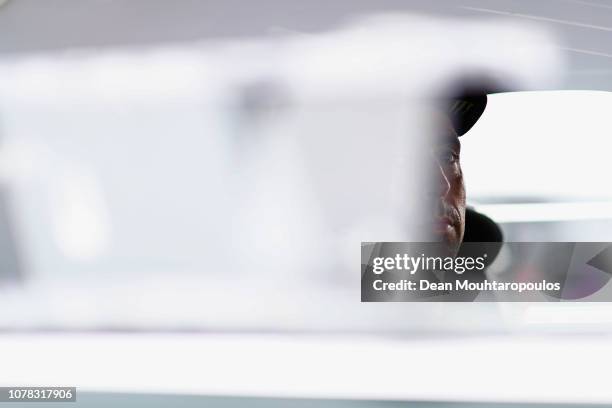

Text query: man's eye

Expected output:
[438,150,459,165]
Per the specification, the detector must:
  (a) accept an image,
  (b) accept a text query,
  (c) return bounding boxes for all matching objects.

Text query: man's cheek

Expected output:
[456,172,466,240]
[456,170,466,202]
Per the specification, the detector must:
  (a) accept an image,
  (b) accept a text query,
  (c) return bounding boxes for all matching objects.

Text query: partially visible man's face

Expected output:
[427,116,466,256]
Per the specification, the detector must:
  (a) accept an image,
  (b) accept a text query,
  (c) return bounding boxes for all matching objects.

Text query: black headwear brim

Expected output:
[447,93,487,136]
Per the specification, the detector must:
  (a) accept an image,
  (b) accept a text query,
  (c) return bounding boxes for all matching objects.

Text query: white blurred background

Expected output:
[1,1,612,405]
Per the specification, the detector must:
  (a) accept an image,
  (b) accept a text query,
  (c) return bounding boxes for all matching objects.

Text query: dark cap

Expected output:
[447,92,487,136]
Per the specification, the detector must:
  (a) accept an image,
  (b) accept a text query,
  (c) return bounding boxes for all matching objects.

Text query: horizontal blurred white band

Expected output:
[475,201,612,223]
[0,333,610,404]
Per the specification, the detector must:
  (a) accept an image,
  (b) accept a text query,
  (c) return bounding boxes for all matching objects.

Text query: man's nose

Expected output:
[428,159,451,199]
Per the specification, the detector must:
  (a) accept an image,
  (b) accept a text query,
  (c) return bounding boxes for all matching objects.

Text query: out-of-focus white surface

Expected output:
[0,333,611,404]
[0,16,562,332]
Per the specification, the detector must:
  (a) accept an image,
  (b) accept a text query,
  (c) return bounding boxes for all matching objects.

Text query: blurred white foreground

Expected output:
[0,14,566,332]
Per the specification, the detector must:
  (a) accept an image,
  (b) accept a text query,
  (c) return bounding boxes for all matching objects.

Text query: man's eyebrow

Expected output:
[442,135,461,151]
